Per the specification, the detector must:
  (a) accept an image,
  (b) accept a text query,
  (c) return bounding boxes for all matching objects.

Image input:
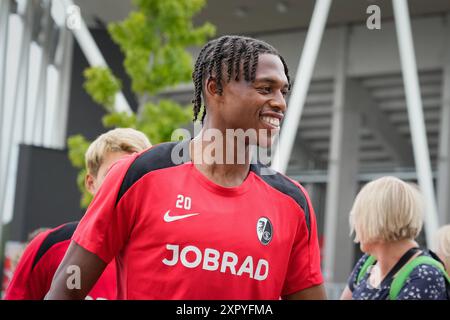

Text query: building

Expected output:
[1,0,450,296]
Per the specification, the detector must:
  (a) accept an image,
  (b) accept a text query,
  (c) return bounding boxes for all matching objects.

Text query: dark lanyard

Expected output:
[379,246,421,290]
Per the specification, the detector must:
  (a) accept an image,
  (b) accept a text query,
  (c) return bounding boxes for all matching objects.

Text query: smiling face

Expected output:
[207,54,289,148]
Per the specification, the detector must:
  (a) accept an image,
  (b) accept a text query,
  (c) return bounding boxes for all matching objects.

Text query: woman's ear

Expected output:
[85,173,96,196]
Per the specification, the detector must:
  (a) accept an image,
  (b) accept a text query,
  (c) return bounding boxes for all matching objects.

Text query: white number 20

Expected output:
[175,195,191,210]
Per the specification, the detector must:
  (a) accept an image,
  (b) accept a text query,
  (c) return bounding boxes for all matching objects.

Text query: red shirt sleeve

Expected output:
[4,231,52,300]
[72,154,139,264]
[281,182,323,296]
[86,260,117,300]
[5,232,117,300]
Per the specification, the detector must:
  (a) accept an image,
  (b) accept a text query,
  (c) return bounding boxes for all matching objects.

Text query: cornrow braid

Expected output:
[250,44,260,82]
[243,44,254,82]
[212,36,229,95]
[234,40,246,81]
[192,35,291,123]
[201,103,207,123]
[226,40,236,82]
[192,42,214,122]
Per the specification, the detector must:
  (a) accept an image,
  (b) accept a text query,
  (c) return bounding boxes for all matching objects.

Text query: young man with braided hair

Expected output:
[46,35,326,300]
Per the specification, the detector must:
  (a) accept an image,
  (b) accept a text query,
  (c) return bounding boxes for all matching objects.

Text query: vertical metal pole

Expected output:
[271,0,332,173]
[32,0,52,146]
[0,0,34,227]
[52,25,73,148]
[322,26,359,283]
[0,0,11,213]
[437,14,450,225]
[272,0,331,173]
[0,0,11,263]
[392,0,439,247]
[0,0,11,148]
[61,0,132,115]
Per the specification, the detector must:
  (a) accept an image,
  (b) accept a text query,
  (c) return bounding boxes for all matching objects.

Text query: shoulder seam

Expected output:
[32,222,78,270]
[115,141,189,205]
[250,163,311,238]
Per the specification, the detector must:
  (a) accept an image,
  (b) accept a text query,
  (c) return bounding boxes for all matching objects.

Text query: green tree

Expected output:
[68,0,215,208]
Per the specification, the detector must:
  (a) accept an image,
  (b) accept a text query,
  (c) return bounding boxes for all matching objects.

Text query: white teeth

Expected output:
[261,116,280,127]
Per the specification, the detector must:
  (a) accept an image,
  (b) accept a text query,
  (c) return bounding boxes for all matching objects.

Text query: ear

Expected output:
[85,173,96,196]
[205,76,220,100]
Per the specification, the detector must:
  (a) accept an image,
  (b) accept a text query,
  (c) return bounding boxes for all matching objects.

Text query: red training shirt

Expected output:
[73,141,323,299]
[5,222,116,300]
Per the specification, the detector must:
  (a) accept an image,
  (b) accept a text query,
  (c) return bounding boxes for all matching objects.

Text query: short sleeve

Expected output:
[281,184,324,296]
[72,154,139,264]
[396,264,448,300]
[4,231,50,300]
[347,254,370,292]
[28,241,70,299]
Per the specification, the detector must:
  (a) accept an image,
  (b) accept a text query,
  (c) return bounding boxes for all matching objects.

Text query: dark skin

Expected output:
[45,54,327,300]
[45,242,106,299]
[191,54,289,187]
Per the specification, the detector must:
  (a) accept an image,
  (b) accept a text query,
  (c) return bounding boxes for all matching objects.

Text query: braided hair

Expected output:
[192,35,291,123]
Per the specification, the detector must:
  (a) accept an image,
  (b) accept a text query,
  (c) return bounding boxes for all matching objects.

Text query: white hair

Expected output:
[349,176,424,244]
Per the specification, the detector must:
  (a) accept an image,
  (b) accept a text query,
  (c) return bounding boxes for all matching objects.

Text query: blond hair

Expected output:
[435,225,450,270]
[85,128,151,177]
[349,176,424,244]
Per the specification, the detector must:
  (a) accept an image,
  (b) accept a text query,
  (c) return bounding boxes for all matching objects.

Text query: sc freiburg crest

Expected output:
[256,217,273,245]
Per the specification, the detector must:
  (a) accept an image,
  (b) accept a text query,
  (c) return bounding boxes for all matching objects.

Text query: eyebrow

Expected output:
[253,77,289,88]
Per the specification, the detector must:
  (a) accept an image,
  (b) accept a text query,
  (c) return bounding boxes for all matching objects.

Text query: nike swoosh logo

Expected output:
[163,210,200,222]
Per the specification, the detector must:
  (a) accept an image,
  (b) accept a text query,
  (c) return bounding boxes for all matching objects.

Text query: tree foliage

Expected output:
[68,0,215,208]
[83,68,122,112]
[67,134,91,207]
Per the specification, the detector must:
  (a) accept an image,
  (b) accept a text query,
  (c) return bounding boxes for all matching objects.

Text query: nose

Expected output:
[269,90,287,113]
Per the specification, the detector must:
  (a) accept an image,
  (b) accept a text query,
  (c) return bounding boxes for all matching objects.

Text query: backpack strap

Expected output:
[356,255,377,285]
[389,255,450,300]
[356,247,420,286]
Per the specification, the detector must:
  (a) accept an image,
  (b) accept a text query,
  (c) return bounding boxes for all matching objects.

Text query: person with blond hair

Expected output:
[4,128,151,300]
[436,225,450,273]
[341,176,448,300]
